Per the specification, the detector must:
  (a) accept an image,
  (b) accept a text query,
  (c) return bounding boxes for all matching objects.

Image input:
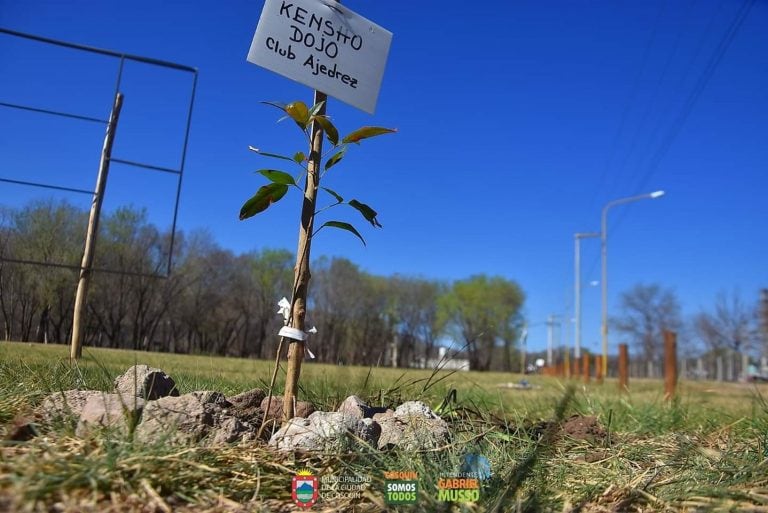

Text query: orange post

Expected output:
[595,355,604,383]
[618,343,629,392]
[582,352,590,384]
[664,330,677,400]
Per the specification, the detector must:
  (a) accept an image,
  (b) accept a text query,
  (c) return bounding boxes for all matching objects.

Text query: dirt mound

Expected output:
[561,415,607,443]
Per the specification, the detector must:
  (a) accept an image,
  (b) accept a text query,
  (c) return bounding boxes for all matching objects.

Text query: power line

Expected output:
[588,0,669,212]
[628,0,756,196]
[582,0,756,284]
[604,0,692,204]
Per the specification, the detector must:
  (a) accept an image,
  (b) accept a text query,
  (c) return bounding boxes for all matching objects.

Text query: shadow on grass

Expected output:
[488,384,576,512]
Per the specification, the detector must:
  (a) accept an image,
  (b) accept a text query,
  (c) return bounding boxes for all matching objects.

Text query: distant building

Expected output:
[417,346,470,371]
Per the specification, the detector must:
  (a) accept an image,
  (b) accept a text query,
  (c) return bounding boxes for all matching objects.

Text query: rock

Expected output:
[336,395,389,419]
[296,401,316,418]
[227,388,265,409]
[227,388,265,427]
[270,416,312,450]
[260,396,315,423]
[377,401,449,451]
[75,393,145,437]
[189,390,230,407]
[394,401,440,419]
[135,393,215,442]
[336,395,367,418]
[114,365,178,400]
[38,390,103,424]
[376,417,406,449]
[336,395,370,419]
[372,409,394,422]
[358,418,382,442]
[269,411,380,452]
[6,416,38,441]
[209,416,257,445]
[135,391,255,446]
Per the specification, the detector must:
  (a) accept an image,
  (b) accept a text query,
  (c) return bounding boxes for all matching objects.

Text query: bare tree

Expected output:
[613,283,683,361]
[0,201,84,342]
[2,198,538,370]
[387,275,445,368]
[310,257,394,366]
[694,289,758,355]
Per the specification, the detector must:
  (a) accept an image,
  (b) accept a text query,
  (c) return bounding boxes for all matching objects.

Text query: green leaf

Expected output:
[308,100,326,117]
[319,221,366,246]
[348,199,382,228]
[293,152,306,164]
[239,183,289,220]
[324,146,347,171]
[248,147,295,163]
[312,115,339,146]
[321,187,344,204]
[257,169,296,186]
[285,101,310,129]
[342,126,397,144]
[261,101,288,113]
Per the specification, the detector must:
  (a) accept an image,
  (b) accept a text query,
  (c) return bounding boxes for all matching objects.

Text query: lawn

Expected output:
[1,341,767,512]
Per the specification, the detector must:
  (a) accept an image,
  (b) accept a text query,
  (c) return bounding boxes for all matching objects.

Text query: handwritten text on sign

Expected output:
[247,0,392,114]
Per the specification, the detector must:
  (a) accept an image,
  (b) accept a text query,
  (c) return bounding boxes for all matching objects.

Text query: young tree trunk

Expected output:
[283,91,327,421]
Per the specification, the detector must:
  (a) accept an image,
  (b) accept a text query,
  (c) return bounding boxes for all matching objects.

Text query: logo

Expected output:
[436,454,490,503]
[319,472,371,501]
[384,471,418,505]
[437,477,480,502]
[460,454,492,480]
[292,469,319,508]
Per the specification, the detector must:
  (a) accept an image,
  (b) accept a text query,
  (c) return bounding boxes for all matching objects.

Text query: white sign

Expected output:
[247,0,392,114]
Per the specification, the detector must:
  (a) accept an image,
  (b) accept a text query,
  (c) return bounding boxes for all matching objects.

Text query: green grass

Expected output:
[1,341,767,512]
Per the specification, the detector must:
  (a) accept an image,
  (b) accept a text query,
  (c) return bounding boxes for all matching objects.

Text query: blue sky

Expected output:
[1,0,766,355]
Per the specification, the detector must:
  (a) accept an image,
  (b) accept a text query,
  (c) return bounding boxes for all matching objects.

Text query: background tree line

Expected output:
[611,283,768,365]
[0,200,526,371]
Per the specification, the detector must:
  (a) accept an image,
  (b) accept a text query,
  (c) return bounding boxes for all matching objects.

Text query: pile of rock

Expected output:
[35,365,451,452]
[269,395,450,452]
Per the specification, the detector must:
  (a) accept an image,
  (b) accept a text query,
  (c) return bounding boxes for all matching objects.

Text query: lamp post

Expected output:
[519,324,528,374]
[601,190,665,377]
[574,232,599,361]
[546,314,560,367]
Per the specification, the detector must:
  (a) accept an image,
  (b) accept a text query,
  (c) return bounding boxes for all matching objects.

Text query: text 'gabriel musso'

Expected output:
[265,1,362,88]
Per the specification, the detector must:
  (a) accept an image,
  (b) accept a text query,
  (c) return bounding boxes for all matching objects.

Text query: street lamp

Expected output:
[601,190,665,376]
[546,314,560,367]
[574,232,599,360]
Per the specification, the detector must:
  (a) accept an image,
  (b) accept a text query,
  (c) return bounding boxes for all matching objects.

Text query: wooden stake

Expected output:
[70,92,123,360]
[618,343,629,392]
[282,90,327,421]
[582,351,590,384]
[595,355,603,383]
[664,330,677,400]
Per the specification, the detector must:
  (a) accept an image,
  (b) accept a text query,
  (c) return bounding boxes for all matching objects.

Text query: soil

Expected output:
[561,415,607,443]
[513,414,609,445]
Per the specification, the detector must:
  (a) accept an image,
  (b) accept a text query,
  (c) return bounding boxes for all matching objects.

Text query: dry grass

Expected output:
[1,341,767,512]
